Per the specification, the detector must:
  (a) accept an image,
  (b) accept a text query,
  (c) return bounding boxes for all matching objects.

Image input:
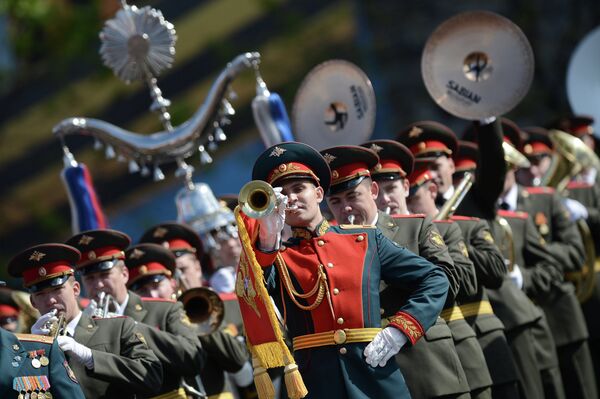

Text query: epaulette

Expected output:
[219,292,237,302]
[15,333,54,344]
[433,219,453,224]
[524,186,555,195]
[566,181,593,190]
[450,215,480,221]
[141,297,176,303]
[338,224,376,229]
[498,210,529,219]
[392,213,425,219]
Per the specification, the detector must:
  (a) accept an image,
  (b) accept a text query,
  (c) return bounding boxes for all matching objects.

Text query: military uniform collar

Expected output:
[123,291,148,322]
[291,219,330,240]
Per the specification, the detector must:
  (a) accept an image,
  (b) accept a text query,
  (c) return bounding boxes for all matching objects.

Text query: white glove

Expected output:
[57,335,94,369]
[562,198,588,221]
[363,327,407,367]
[509,264,524,290]
[478,116,497,125]
[31,309,57,335]
[257,186,287,251]
[229,360,254,387]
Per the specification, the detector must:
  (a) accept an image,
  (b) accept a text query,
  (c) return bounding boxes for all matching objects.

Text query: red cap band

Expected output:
[128,261,171,284]
[0,304,19,317]
[409,140,451,157]
[23,261,74,286]
[79,246,124,265]
[375,159,406,176]
[332,162,371,185]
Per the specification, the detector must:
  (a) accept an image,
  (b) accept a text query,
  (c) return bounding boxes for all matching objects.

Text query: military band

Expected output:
[5,6,600,399]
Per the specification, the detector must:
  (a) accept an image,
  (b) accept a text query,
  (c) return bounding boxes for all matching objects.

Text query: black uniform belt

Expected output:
[150,388,187,399]
[458,300,494,318]
[292,328,381,350]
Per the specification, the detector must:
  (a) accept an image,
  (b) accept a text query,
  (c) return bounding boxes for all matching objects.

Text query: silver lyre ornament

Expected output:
[176,183,237,254]
[54,1,261,181]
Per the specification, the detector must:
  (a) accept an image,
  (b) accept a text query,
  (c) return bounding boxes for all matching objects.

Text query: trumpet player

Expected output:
[7,243,162,399]
[126,241,251,399]
[65,229,205,399]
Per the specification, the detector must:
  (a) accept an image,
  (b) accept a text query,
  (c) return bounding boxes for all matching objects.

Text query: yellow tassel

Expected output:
[252,357,275,399]
[284,363,308,399]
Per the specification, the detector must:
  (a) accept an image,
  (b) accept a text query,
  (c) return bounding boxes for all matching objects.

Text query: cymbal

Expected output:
[292,60,376,150]
[422,11,534,120]
[567,25,600,138]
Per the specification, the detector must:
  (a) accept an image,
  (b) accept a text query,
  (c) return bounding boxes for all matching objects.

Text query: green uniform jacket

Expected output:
[517,186,585,274]
[514,190,590,348]
[378,212,470,397]
[565,182,600,338]
[198,329,248,396]
[434,220,493,393]
[452,216,519,387]
[0,329,85,398]
[124,291,205,396]
[71,313,163,399]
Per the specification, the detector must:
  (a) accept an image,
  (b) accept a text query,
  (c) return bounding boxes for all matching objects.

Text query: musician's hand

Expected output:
[562,198,588,221]
[57,336,94,369]
[364,327,407,367]
[257,187,287,251]
[83,299,98,317]
[509,264,524,290]
[31,309,57,336]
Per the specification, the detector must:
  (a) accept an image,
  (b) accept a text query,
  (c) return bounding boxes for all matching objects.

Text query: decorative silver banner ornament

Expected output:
[53,1,261,182]
[421,11,534,120]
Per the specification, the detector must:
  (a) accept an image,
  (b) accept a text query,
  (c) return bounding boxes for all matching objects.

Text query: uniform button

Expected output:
[380,308,385,315]
[339,347,347,355]
[337,317,344,325]
[12,344,19,351]
[327,262,334,268]
[356,235,364,242]
[317,240,325,247]
[333,288,340,295]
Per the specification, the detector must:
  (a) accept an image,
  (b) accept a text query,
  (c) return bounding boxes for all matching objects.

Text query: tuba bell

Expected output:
[540,129,600,302]
[11,290,40,334]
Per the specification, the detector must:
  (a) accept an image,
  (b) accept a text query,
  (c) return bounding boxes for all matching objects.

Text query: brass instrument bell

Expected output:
[178,287,224,336]
[238,180,278,219]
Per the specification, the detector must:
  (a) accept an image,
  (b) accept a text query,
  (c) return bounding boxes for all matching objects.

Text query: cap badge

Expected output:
[153,227,168,238]
[269,146,286,157]
[332,170,339,179]
[88,250,97,260]
[130,248,145,259]
[29,251,46,262]
[139,265,148,274]
[278,163,288,172]
[408,126,423,138]
[523,144,533,154]
[78,235,94,245]
[38,267,47,277]
[374,163,382,171]
[322,153,336,164]
[369,143,383,153]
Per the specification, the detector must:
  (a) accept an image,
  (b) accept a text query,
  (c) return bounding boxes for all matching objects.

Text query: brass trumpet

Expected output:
[178,287,224,336]
[238,180,297,219]
[44,312,68,339]
[238,180,278,219]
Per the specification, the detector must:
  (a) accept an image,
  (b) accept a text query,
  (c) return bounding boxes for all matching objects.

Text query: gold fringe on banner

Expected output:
[235,207,307,399]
